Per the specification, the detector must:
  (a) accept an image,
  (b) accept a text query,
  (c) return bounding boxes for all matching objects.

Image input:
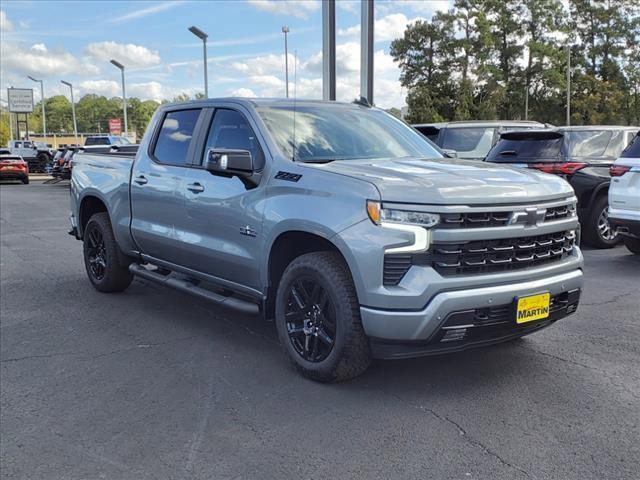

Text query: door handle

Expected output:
[134,175,148,185]
[187,182,205,193]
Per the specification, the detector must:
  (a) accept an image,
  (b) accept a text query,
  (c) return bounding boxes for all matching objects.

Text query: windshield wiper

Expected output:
[498,150,518,156]
[298,158,338,164]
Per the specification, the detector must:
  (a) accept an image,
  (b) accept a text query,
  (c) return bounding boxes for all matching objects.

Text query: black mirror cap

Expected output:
[204,148,261,188]
[205,148,254,174]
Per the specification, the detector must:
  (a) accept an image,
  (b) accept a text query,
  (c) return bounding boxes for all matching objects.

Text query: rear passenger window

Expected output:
[204,109,264,169]
[154,109,201,165]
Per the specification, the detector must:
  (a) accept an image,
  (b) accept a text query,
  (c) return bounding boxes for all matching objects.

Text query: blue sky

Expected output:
[1,0,451,109]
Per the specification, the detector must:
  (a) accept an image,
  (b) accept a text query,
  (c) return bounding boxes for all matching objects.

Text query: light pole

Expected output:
[110,59,128,138]
[188,26,209,98]
[282,26,290,98]
[566,43,571,126]
[61,80,78,143]
[28,76,47,143]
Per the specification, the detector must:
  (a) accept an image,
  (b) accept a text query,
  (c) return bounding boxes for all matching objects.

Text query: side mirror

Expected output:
[442,148,458,158]
[204,148,261,187]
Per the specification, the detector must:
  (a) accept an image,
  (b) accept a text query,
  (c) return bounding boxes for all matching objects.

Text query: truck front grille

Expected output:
[383,230,576,284]
[438,205,573,229]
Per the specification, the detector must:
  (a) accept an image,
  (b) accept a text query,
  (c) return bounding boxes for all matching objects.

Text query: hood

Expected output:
[307,157,574,205]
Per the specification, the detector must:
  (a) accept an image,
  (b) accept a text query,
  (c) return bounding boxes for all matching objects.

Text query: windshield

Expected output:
[485,137,563,163]
[564,130,612,157]
[113,137,131,145]
[439,127,495,159]
[257,104,443,162]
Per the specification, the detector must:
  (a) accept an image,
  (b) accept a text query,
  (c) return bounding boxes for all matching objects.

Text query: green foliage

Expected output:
[20,94,162,136]
[392,0,640,125]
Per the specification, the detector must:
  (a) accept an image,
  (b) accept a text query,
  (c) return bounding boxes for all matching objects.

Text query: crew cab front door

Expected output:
[177,107,266,290]
[130,107,203,265]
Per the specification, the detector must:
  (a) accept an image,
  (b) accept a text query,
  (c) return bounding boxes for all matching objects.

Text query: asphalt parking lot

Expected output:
[1,181,639,480]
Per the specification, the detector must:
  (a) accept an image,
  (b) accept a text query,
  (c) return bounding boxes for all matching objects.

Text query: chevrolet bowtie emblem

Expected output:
[508,208,547,226]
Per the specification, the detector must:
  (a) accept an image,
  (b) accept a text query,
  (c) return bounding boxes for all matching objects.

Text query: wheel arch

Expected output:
[78,194,110,239]
[264,229,356,319]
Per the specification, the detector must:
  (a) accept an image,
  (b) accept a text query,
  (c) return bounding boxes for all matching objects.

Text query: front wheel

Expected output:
[623,237,640,255]
[275,251,371,382]
[83,212,133,292]
[583,195,619,248]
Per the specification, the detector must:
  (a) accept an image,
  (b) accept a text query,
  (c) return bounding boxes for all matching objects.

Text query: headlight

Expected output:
[366,201,440,228]
[366,201,438,253]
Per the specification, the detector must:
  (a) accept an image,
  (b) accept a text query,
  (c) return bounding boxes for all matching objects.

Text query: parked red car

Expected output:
[0,149,29,184]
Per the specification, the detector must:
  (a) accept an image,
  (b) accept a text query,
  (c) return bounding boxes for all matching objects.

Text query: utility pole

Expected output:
[322,0,336,101]
[566,43,571,126]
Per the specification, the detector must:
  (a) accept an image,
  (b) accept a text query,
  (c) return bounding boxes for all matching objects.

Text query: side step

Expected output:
[129,263,260,315]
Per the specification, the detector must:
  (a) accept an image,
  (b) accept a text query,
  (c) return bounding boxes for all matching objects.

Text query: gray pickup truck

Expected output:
[70,98,584,382]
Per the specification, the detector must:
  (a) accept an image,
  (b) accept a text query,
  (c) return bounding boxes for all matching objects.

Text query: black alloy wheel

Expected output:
[285,276,337,362]
[85,225,107,281]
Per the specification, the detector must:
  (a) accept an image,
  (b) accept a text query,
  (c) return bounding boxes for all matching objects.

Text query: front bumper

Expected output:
[361,268,583,359]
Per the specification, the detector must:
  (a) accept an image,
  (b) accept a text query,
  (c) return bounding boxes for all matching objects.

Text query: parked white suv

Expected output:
[609,131,640,254]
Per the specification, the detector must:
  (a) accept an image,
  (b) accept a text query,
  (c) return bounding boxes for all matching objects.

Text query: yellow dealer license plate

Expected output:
[516,293,550,324]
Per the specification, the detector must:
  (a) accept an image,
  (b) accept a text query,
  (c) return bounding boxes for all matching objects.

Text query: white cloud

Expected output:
[225,41,405,109]
[0,10,13,31]
[111,1,186,23]
[377,0,451,16]
[85,41,161,69]
[0,41,100,77]
[339,13,425,42]
[230,88,257,97]
[247,0,320,19]
[78,80,121,97]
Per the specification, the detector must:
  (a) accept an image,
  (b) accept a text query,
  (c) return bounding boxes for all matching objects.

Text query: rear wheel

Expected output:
[623,237,640,255]
[35,153,50,173]
[83,212,133,292]
[275,251,371,382]
[21,176,29,185]
[583,195,619,248]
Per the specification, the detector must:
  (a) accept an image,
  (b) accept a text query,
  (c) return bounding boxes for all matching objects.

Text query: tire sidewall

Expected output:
[275,262,349,374]
[587,196,619,248]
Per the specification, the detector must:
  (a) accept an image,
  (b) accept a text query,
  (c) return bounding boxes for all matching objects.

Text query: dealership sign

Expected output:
[109,118,122,135]
[7,88,34,113]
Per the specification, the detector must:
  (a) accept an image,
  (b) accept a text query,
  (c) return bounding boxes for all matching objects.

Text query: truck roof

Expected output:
[160,97,373,110]
[413,120,545,128]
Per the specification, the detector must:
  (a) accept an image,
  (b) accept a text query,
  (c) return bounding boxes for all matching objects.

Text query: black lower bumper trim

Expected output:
[370,289,581,360]
[609,218,640,239]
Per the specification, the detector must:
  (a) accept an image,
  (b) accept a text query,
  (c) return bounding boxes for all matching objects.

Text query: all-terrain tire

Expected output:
[83,212,133,293]
[583,195,619,249]
[275,251,371,382]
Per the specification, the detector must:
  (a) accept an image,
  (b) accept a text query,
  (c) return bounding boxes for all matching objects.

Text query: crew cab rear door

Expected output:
[130,107,203,264]
[178,106,267,290]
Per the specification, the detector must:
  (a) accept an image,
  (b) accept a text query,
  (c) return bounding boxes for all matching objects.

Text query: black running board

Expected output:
[129,264,259,315]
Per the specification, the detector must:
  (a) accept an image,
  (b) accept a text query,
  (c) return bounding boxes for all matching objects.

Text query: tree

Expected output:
[392,0,639,125]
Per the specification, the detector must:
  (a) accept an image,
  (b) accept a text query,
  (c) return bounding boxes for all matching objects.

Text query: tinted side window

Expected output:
[204,109,264,169]
[441,127,495,157]
[621,133,640,158]
[154,109,201,165]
